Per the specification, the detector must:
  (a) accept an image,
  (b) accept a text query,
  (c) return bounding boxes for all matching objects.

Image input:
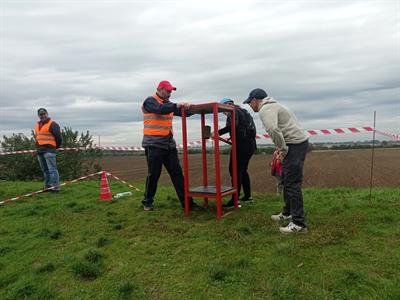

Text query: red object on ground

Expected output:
[271,150,283,177]
[99,171,112,200]
[181,103,239,219]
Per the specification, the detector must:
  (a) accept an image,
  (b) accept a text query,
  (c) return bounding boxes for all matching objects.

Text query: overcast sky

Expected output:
[1,0,399,146]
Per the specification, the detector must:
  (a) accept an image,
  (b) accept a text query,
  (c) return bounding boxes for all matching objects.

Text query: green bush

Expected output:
[0,133,40,180]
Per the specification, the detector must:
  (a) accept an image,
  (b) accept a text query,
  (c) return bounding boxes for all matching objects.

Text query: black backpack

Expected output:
[236,106,257,139]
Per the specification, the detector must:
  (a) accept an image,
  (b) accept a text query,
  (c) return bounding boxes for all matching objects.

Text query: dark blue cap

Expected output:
[37,108,48,115]
[243,88,268,104]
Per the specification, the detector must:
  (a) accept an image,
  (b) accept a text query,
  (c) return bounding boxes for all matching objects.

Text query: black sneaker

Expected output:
[222,199,241,209]
[240,196,253,202]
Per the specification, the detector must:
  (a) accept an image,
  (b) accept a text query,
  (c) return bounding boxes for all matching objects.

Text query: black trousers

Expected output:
[143,147,188,207]
[282,140,308,227]
[229,141,255,200]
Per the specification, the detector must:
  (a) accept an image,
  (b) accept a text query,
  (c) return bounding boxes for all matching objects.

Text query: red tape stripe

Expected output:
[321,129,331,135]
[333,128,345,133]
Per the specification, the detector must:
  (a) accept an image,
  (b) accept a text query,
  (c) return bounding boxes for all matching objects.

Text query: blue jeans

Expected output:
[37,152,60,191]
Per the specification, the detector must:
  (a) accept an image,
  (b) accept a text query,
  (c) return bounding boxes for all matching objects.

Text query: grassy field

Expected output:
[0,180,399,299]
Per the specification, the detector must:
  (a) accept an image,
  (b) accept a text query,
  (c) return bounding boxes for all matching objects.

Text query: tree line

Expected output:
[0,128,102,181]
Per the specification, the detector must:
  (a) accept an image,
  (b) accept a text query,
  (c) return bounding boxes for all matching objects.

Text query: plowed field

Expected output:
[100,148,400,193]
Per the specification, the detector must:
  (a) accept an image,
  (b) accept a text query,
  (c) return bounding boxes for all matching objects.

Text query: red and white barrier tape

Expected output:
[176,126,379,148]
[0,146,145,156]
[374,129,400,141]
[107,172,141,192]
[294,126,374,137]
[255,126,375,139]
[1,126,398,156]
[0,147,89,156]
[0,171,140,205]
[100,146,145,151]
[0,171,102,205]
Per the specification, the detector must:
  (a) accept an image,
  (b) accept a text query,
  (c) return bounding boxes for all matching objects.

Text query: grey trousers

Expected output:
[282,140,308,227]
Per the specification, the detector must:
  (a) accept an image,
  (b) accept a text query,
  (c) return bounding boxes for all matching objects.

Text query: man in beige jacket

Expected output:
[244,88,309,234]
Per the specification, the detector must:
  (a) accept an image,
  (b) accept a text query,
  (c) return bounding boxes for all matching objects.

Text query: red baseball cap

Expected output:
[157,80,176,91]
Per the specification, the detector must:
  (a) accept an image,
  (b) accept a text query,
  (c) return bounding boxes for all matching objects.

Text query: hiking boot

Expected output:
[222,199,241,209]
[240,196,253,202]
[279,222,308,234]
[271,212,292,221]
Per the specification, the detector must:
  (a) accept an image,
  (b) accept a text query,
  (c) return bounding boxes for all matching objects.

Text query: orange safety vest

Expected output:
[34,119,57,147]
[142,94,174,136]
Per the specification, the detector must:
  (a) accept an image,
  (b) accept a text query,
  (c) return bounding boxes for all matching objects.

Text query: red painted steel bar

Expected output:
[230,107,239,208]
[213,104,222,218]
[201,112,209,208]
[180,102,238,219]
[181,108,190,216]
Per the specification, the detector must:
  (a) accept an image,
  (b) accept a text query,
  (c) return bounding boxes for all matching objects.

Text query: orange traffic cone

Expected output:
[99,171,112,200]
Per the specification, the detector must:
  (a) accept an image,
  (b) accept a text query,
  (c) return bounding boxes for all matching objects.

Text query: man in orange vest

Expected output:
[34,108,62,192]
[141,80,203,211]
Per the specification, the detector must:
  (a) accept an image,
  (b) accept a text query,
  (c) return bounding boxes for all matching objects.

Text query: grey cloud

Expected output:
[1,1,399,146]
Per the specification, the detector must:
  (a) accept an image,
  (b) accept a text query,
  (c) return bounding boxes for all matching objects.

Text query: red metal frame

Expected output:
[201,112,208,208]
[181,102,238,219]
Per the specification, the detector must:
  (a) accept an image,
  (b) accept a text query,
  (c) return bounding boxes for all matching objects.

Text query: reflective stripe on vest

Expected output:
[34,119,56,147]
[143,94,174,136]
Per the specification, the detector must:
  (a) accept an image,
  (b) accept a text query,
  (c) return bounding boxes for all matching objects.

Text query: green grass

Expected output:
[0,180,399,299]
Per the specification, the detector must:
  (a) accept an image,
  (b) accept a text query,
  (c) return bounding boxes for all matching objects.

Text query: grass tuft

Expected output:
[118,281,135,299]
[71,261,102,280]
[0,246,13,255]
[96,236,109,247]
[65,202,77,208]
[210,269,229,282]
[50,230,62,240]
[84,249,104,263]
[6,281,36,300]
[237,225,253,235]
[342,270,365,286]
[113,224,123,230]
[36,262,55,273]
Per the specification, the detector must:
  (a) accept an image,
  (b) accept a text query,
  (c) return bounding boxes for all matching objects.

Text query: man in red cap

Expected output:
[141,80,203,211]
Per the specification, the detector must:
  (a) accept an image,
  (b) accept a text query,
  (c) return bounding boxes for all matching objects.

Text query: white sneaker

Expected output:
[279,222,308,234]
[271,212,292,221]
